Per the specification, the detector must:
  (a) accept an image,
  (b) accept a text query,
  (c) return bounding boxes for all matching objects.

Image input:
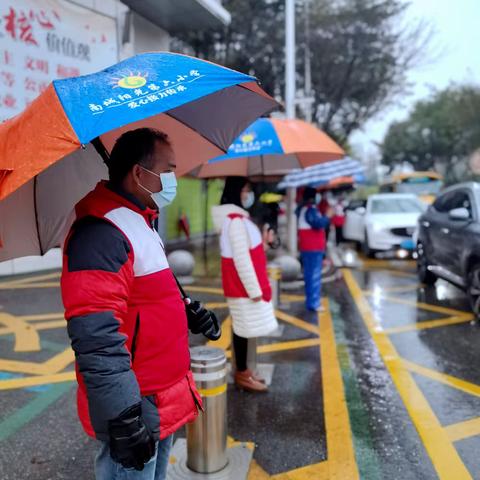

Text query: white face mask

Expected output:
[138,166,177,210]
[242,191,255,209]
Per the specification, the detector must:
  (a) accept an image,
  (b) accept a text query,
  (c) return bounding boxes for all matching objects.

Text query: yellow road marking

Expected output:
[0,320,66,337]
[248,460,271,480]
[0,371,76,390]
[204,302,228,310]
[343,269,472,479]
[374,294,472,318]
[207,315,231,351]
[0,347,74,376]
[0,312,40,352]
[383,316,473,335]
[17,313,65,322]
[280,293,306,303]
[318,299,359,480]
[257,338,321,354]
[402,359,480,397]
[359,267,417,278]
[445,417,480,443]
[274,310,320,335]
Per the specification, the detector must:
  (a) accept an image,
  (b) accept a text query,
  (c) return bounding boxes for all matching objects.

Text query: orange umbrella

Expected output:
[190,118,344,179]
[0,52,277,261]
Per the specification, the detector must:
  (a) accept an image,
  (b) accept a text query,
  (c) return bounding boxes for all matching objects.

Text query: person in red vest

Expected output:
[297,187,330,312]
[332,195,347,245]
[212,177,278,392]
[61,128,219,479]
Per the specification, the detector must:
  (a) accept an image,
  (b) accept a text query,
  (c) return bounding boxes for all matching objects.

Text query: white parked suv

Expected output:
[343,193,426,257]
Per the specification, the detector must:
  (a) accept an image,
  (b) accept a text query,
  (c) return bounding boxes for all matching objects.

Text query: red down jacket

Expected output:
[61,181,202,442]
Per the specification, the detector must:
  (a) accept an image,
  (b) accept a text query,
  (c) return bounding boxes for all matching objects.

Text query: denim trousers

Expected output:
[95,435,173,480]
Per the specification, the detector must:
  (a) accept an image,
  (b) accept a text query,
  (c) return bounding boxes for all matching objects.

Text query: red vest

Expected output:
[298,206,326,252]
[220,213,272,302]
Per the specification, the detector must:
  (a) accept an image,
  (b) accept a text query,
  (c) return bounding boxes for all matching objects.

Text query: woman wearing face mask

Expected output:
[212,177,278,392]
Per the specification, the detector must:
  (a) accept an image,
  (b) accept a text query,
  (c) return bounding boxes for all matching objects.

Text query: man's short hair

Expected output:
[107,128,171,184]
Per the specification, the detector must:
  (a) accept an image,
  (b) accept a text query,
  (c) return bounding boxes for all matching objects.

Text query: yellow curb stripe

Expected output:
[272,461,329,480]
[0,272,60,286]
[0,371,76,390]
[185,286,224,295]
[0,282,61,290]
[383,316,473,335]
[280,293,306,303]
[204,302,229,309]
[198,384,227,397]
[18,313,65,322]
[343,269,471,479]
[445,417,480,443]
[0,320,67,337]
[402,359,480,397]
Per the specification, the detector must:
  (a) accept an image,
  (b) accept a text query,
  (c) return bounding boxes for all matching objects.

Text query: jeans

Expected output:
[301,251,324,311]
[95,435,173,480]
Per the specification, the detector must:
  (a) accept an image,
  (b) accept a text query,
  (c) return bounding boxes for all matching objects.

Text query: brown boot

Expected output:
[234,369,268,393]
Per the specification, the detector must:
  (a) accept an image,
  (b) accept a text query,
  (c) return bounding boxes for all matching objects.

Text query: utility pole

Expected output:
[304,0,313,123]
[285,0,297,256]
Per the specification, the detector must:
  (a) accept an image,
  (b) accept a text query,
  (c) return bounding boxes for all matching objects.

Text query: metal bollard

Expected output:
[268,264,282,309]
[186,347,228,474]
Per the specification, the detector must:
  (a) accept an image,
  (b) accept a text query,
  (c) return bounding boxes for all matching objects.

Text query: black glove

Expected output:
[185,300,221,340]
[108,403,155,471]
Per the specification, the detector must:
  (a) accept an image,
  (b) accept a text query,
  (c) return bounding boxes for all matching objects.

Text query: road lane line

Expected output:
[383,316,473,334]
[343,269,472,480]
[318,299,359,480]
[402,359,480,397]
[257,338,320,354]
[445,417,480,443]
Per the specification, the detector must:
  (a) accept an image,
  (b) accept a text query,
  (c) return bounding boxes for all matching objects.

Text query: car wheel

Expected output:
[362,230,374,258]
[467,265,480,321]
[417,242,436,285]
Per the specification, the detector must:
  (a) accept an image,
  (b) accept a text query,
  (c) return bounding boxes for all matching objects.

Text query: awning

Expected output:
[121,0,231,32]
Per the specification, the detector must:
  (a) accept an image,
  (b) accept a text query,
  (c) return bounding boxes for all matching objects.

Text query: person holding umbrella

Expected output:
[61,128,220,479]
[296,187,330,312]
[212,177,278,392]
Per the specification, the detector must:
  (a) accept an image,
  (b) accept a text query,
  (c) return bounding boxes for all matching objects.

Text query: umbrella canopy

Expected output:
[277,157,364,189]
[190,118,345,179]
[315,173,366,192]
[0,52,277,261]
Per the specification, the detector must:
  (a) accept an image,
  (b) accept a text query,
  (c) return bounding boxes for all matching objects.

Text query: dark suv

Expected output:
[416,182,480,319]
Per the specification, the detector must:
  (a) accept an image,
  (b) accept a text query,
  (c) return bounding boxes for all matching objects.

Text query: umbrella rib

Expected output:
[33,176,44,256]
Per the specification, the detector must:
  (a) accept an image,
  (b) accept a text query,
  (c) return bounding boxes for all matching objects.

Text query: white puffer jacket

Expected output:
[212,204,278,338]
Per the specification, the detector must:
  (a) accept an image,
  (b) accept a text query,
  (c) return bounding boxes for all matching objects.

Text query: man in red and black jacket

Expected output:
[61,128,218,479]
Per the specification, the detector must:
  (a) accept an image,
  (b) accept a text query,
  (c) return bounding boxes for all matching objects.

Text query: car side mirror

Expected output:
[449,207,470,221]
[355,206,366,215]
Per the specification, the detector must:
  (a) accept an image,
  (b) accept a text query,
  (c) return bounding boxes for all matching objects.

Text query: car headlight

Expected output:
[371,222,385,232]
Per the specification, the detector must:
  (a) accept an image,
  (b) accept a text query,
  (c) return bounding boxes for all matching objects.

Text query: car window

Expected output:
[434,190,472,215]
[370,198,424,214]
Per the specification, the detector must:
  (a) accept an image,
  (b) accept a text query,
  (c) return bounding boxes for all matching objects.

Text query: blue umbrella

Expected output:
[277,157,364,189]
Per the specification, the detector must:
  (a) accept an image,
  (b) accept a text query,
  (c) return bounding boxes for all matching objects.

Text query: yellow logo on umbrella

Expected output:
[241,132,255,143]
[111,72,148,89]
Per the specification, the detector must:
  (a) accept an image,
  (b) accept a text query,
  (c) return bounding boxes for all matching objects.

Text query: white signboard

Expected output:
[0,0,118,121]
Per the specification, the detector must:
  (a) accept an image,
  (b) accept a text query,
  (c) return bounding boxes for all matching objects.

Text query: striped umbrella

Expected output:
[277,157,364,189]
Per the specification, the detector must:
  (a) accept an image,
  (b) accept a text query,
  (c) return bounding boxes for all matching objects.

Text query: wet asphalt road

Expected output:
[0,256,480,479]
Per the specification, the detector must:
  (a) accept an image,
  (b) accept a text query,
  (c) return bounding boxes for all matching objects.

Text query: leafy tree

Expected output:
[172,0,431,144]
[382,85,480,183]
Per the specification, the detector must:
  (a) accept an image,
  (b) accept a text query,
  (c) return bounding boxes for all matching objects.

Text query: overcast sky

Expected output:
[350,0,480,162]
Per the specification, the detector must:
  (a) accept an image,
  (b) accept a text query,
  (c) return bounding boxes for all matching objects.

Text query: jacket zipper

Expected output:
[131,313,140,364]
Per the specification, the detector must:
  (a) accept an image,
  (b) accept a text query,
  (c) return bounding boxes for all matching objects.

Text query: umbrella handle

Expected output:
[91,137,111,164]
